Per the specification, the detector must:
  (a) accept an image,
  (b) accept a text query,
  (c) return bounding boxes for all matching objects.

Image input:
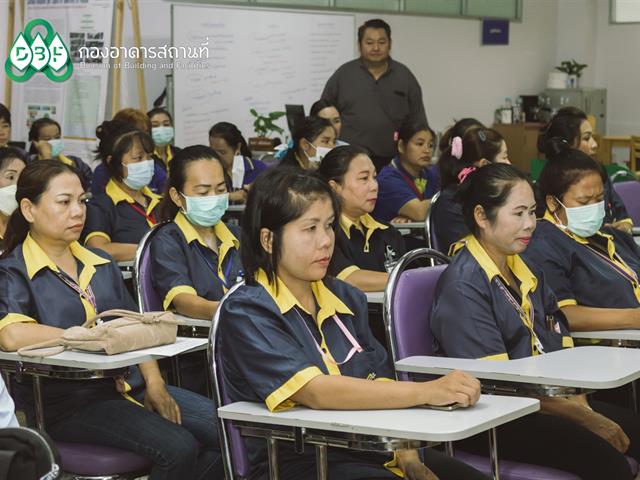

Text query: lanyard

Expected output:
[584,242,639,287]
[494,277,545,355]
[129,203,157,226]
[391,159,424,201]
[55,271,98,313]
[194,243,237,290]
[294,307,363,366]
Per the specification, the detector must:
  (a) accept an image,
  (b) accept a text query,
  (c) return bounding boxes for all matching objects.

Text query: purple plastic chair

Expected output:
[209,282,252,480]
[382,248,583,480]
[613,180,640,226]
[424,191,441,253]
[133,223,168,312]
[57,442,151,478]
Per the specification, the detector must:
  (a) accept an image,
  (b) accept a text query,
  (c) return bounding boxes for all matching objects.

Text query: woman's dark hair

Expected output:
[0,104,10,125]
[241,166,340,286]
[208,122,252,159]
[28,118,61,154]
[147,107,173,125]
[358,18,391,43]
[439,118,484,153]
[158,145,224,221]
[310,100,337,117]
[318,145,370,185]
[95,120,154,181]
[537,137,605,205]
[0,147,27,172]
[457,163,532,237]
[281,116,333,166]
[396,120,435,149]
[440,127,505,189]
[2,160,82,256]
[538,106,587,155]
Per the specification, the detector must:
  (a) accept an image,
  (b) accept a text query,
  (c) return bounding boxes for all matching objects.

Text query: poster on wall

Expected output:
[10,0,114,166]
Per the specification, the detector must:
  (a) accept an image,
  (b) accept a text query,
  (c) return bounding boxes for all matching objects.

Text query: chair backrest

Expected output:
[424,191,441,252]
[383,248,450,381]
[613,180,640,225]
[209,282,250,480]
[133,222,168,313]
[605,164,637,183]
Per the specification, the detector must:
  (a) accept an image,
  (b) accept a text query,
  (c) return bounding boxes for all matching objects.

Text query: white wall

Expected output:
[2,0,561,136]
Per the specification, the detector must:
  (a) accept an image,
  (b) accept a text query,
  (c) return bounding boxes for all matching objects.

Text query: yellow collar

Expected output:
[255,269,354,326]
[339,213,387,253]
[154,145,172,165]
[105,178,161,211]
[57,154,74,166]
[174,211,239,249]
[543,210,616,257]
[22,234,110,288]
[465,235,538,293]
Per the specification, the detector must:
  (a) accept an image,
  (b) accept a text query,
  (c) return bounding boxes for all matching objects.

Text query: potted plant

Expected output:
[248,109,285,150]
[555,59,588,88]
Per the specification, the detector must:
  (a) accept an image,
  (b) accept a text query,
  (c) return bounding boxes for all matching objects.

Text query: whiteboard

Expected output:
[171,4,355,148]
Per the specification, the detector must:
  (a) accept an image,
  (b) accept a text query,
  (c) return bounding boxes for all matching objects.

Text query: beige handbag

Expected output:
[17,309,181,357]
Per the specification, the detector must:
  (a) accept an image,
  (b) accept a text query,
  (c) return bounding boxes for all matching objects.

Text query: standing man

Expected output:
[321,18,427,171]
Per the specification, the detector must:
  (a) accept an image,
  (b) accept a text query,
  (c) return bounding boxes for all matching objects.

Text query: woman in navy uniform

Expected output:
[523,138,640,331]
[279,116,336,170]
[148,107,181,172]
[218,166,487,480]
[152,145,241,320]
[431,163,640,480]
[0,160,222,479]
[537,106,632,233]
[318,145,405,292]
[84,121,160,262]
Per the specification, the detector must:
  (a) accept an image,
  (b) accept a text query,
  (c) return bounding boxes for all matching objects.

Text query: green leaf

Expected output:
[250,108,258,117]
[268,111,286,120]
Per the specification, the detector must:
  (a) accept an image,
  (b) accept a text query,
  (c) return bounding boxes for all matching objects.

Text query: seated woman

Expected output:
[0,147,26,241]
[218,166,487,480]
[523,138,640,331]
[84,121,160,262]
[152,145,241,320]
[279,116,336,169]
[0,160,222,479]
[310,99,348,146]
[28,117,93,190]
[318,145,405,292]
[208,122,267,204]
[431,163,640,480]
[431,126,509,254]
[538,106,632,233]
[148,107,181,170]
[92,108,167,194]
[372,121,439,223]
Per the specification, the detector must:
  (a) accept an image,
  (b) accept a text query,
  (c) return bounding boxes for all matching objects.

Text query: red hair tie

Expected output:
[457,166,477,184]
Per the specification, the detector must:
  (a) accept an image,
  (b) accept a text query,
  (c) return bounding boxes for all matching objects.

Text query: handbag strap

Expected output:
[82,309,182,328]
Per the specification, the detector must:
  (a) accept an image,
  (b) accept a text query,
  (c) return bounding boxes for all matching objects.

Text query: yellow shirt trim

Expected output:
[105,179,161,227]
[562,336,574,348]
[163,285,198,311]
[174,212,240,286]
[154,145,172,167]
[84,231,111,244]
[339,213,388,253]
[336,265,360,281]
[265,366,323,412]
[0,313,37,334]
[558,299,578,308]
[57,154,74,166]
[255,269,354,376]
[465,235,542,356]
[480,352,509,361]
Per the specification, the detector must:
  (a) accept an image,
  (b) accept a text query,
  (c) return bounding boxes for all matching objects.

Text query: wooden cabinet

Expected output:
[492,123,544,175]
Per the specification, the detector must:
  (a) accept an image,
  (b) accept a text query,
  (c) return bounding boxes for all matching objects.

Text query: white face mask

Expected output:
[306,142,332,163]
[231,155,245,189]
[555,197,605,238]
[0,184,18,217]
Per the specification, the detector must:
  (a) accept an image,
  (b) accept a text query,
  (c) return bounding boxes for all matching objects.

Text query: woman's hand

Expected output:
[390,216,412,224]
[606,220,633,235]
[144,381,182,425]
[34,139,52,159]
[229,189,247,203]
[397,450,440,480]
[422,370,481,407]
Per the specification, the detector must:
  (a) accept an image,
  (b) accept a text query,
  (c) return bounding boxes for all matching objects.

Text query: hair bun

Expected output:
[543,136,571,161]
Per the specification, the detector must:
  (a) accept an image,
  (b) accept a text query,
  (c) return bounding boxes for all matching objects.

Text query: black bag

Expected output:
[0,427,60,479]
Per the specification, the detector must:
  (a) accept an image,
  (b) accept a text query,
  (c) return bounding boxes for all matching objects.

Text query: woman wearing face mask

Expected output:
[372,121,440,223]
[523,138,640,331]
[431,163,640,480]
[83,121,160,262]
[432,126,510,254]
[0,147,26,240]
[318,145,405,292]
[280,116,336,170]
[208,122,267,204]
[538,107,632,234]
[148,107,181,170]
[150,145,241,394]
[28,118,93,190]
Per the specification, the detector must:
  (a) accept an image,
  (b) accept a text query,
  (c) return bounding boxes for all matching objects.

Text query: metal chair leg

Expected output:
[315,444,328,480]
[488,428,500,480]
[267,437,279,480]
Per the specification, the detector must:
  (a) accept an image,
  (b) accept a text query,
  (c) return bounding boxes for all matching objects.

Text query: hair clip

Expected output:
[457,166,476,184]
[478,130,487,142]
[451,136,463,159]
